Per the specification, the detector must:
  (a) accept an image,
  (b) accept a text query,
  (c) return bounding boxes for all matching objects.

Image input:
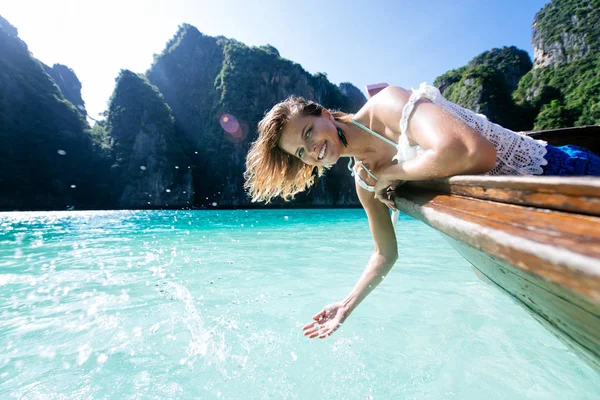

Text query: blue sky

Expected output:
[3,0,550,120]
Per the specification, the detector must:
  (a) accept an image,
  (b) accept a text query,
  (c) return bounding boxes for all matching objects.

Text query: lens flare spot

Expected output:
[218,113,247,142]
[219,113,239,134]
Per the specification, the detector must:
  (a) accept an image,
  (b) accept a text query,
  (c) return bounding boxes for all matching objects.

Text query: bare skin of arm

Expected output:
[302,175,398,339]
[302,85,495,338]
[366,86,497,205]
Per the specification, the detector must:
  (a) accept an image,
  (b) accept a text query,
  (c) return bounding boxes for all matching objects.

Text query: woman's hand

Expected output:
[302,302,349,339]
[373,174,401,211]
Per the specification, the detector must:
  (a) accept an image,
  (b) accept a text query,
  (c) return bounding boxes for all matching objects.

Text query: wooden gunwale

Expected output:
[405,176,600,216]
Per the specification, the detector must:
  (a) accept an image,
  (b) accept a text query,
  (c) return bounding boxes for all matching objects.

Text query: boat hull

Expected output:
[394,179,600,374]
[445,233,600,374]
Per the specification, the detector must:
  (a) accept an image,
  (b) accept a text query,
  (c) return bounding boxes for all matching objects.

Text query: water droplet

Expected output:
[140,166,147,170]
[87,304,97,317]
[77,344,92,366]
[57,149,67,155]
[96,353,108,365]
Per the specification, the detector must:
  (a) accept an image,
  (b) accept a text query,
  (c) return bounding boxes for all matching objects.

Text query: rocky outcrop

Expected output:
[532,0,599,68]
[339,82,367,113]
[514,0,600,129]
[0,15,110,210]
[0,17,367,210]
[106,70,193,208]
[146,24,366,207]
[0,15,18,37]
[468,47,533,90]
[43,63,87,116]
[434,47,533,130]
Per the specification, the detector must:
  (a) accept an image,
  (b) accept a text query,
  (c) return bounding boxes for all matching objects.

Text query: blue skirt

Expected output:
[541,144,600,176]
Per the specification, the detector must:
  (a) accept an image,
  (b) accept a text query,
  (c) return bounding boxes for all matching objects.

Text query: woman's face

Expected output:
[278,110,340,167]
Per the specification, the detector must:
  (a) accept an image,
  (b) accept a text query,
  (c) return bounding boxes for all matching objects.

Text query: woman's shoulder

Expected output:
[354,85,413,131]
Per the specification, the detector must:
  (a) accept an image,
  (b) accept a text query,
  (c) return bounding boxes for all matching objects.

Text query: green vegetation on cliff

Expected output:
[514,0,600,129]
[106,70,193,208]
[147,25,365,207]
[43,63,87,116]
[0,15,110,210]
[515,53,600,129]
[433,0,599,131]
[4,0,598,211]
[434,46,534,130]
[534,0,599,55]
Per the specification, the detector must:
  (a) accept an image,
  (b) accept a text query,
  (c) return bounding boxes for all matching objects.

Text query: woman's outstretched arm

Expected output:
[302,176,398,339]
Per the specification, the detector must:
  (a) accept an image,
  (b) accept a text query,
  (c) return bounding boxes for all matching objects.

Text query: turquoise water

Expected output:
[0,209,599,399]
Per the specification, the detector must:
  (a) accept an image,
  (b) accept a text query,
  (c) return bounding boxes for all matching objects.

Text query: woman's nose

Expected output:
[308,143,318,158]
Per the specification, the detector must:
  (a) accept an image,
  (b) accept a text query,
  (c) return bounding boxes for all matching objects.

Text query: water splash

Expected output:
[161,281,230,375]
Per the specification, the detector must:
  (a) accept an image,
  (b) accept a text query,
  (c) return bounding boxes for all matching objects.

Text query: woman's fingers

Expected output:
[304,328,319,337]
[302,320,339,339]
[302,321,317,330]
[303,326,319,335]
[308,330,320,339]
[375,192,395,210]
[318,326,335,339]
[312,309,326,321]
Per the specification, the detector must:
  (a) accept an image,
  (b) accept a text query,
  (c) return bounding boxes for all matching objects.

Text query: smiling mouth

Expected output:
[318,142,327,160]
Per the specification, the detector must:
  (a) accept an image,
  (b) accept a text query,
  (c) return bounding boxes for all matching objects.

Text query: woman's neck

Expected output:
[338,120,386,162]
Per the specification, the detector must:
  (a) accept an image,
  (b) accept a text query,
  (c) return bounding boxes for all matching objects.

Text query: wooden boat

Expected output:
[391,125,600,373]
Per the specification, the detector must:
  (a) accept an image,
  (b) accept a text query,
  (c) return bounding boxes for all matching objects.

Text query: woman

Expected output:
[243,83,600,339]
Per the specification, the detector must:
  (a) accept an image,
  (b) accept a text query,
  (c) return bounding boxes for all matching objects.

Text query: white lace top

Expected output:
[351,82,549,192]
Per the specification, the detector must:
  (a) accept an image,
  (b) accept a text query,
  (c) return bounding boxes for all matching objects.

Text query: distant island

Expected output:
[0,0,598,211]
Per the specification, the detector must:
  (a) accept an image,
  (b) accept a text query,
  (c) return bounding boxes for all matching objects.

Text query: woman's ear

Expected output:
[322,108,333,120]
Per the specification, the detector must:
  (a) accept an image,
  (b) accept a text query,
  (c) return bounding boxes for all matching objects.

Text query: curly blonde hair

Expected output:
[244,96,352,203]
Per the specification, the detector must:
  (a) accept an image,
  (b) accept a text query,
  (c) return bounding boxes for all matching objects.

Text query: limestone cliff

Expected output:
[146,25,366,207]
[9,0,597,210]
[532,0,599,68]
[43,63,87,116]
[106,70,194,208]
[514,0,600,129]
[0,15,110,210]
[434,47,534,130]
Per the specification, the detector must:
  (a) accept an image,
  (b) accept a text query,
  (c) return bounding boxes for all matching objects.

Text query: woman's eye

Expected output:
[306,129,312,138]
[298,148,304,158]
